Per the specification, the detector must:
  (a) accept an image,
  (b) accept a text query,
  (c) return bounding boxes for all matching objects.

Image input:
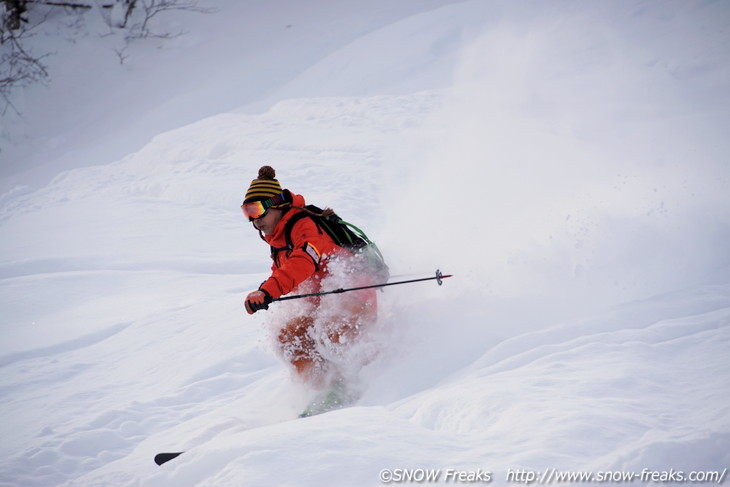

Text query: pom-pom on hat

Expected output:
[243,166,283,204]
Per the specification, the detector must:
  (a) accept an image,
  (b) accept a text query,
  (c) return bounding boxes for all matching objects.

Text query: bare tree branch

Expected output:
[1,6,51,115]
[1,0,213,115]
[135,0,213,38]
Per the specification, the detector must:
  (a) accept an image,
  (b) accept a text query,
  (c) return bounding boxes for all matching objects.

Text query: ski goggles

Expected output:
[241,193,287,221]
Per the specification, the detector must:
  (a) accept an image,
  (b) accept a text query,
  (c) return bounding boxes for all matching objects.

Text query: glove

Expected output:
[245,289,272,315]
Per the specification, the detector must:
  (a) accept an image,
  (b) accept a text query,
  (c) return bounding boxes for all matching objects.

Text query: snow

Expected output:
[1,0,729,486]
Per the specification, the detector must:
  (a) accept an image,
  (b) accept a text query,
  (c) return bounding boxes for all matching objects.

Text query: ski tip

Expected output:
[154,451,184,466]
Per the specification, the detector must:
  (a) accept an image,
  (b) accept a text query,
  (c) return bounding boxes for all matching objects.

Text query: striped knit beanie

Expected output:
[243,166,283,204]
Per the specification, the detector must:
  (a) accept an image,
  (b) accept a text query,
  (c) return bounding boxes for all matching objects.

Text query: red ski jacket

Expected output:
[259,193,349,300]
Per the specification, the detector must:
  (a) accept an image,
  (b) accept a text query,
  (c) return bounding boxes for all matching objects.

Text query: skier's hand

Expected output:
[245,289,272,315]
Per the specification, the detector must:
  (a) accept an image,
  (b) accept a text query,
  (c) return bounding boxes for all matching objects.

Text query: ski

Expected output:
[153,385,343,461]
[155,383,359,463]
[298,380,358,418]
[154,451,184,466]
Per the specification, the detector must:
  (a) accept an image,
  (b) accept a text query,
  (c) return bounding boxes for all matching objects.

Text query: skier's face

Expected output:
[253,208,283,236]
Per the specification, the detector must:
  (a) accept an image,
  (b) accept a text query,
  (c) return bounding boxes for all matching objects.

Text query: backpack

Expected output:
[272,205,389,282]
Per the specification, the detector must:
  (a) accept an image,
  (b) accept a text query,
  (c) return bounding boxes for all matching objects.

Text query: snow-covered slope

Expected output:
[1,1,729,486]
[0,0,454,192]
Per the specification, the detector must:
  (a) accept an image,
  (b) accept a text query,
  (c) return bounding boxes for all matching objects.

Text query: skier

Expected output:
[242,166,378,413]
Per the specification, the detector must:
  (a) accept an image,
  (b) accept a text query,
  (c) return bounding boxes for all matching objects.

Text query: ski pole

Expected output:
[272,269,453,303]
